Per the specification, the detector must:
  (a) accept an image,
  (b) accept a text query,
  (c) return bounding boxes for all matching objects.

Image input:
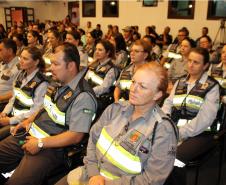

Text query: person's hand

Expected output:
[22,136,40,155]
[89,175,105,185]
[12,119,31,136]
[0,116,9,126]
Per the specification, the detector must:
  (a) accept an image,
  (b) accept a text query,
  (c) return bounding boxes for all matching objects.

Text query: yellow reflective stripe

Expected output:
[215,77,226,88]
[168,52,182,59]
[100,168,120,180]
[12,108,29,116]
[44,95,65,126]
[177,119,191,127]
[173,94,204,110]
[43,57,51,65]
[14,88,33,107]
[120,80,132,90]
[29,122,49,138]
[87,70,104,85]
[164,62,171,69]
[96,128,141,174]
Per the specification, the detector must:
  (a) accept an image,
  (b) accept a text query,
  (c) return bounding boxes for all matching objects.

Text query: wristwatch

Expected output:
[37,139,44,149]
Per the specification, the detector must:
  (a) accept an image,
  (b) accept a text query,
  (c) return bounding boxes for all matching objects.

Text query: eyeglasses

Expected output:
[130,49,145,53]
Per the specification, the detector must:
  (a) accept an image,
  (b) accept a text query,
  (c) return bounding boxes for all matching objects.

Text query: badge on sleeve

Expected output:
[63,91,73,100]
[200,82,209,90]
[29,81,37,88]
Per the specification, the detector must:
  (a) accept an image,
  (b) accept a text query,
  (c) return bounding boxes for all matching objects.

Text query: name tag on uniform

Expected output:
[63,91,73,100]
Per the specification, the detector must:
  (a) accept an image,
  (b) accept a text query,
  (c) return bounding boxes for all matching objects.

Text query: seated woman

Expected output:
[109,33,128,70]
[162,48,220,185]
[84,30,98,62]
[168,38,196,85]
[86,39,119,114]
[0,47,48,139]
[114,39,151,102]
[56,62,178,185]
[27,30,42,49]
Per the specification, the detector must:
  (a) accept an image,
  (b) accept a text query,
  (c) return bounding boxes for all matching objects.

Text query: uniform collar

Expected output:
[216,62,223,68]
[98,58,111,67]
[23,68,39,83]
[65,67,87,90]
[6,56,19,68]
[121,102,156,121]
[186,72,208,85]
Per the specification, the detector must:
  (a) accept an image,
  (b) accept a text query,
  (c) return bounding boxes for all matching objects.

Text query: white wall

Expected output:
[0,0,223,43]
[79,0,222,43]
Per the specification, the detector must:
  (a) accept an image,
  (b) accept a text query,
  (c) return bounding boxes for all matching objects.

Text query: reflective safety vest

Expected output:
[29,79,96,138]
[13,71,47,116]
[96,128,142,180]
[87,59,118,88]
[118,64,134,100]
[211,65,226,89]
[172,75,218,121]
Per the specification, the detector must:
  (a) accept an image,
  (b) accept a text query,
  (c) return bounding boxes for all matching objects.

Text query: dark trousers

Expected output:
[0,135,64,185]
[0,102,7,112]
[0,125,10,141]
[164,134,216,185]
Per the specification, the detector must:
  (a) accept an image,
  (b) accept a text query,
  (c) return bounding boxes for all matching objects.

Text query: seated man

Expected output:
[162,48,220,185]
[0,38,20,112]
[0,42,97,185]
[56,62,178,185]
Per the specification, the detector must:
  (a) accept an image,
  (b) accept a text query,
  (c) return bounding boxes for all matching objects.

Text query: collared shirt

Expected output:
[115,63,134,88]
[57,68,97,133]
[3,69,48,124]
[113,50,128,70]
[3,69,48,125]
[168,57,188,83]
[87,58,118,97]
[84,101,177,185]
[0,56,20,96]
[162,72,220,140]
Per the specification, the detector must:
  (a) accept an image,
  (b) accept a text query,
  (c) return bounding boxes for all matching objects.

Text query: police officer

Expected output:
[0,47,48,139]
[56,62,178,185]
[0,38,20,112]
[86,39,119,114]
[162,48,220,185]
[0,42,97,185]
[114,39,151,102]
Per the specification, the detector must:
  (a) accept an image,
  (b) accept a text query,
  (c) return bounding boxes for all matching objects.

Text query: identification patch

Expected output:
[29,81,37,88]
[200,82,209,90]
[63,91,73,100]
[120,129,144,155]
[129,130,142,144]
